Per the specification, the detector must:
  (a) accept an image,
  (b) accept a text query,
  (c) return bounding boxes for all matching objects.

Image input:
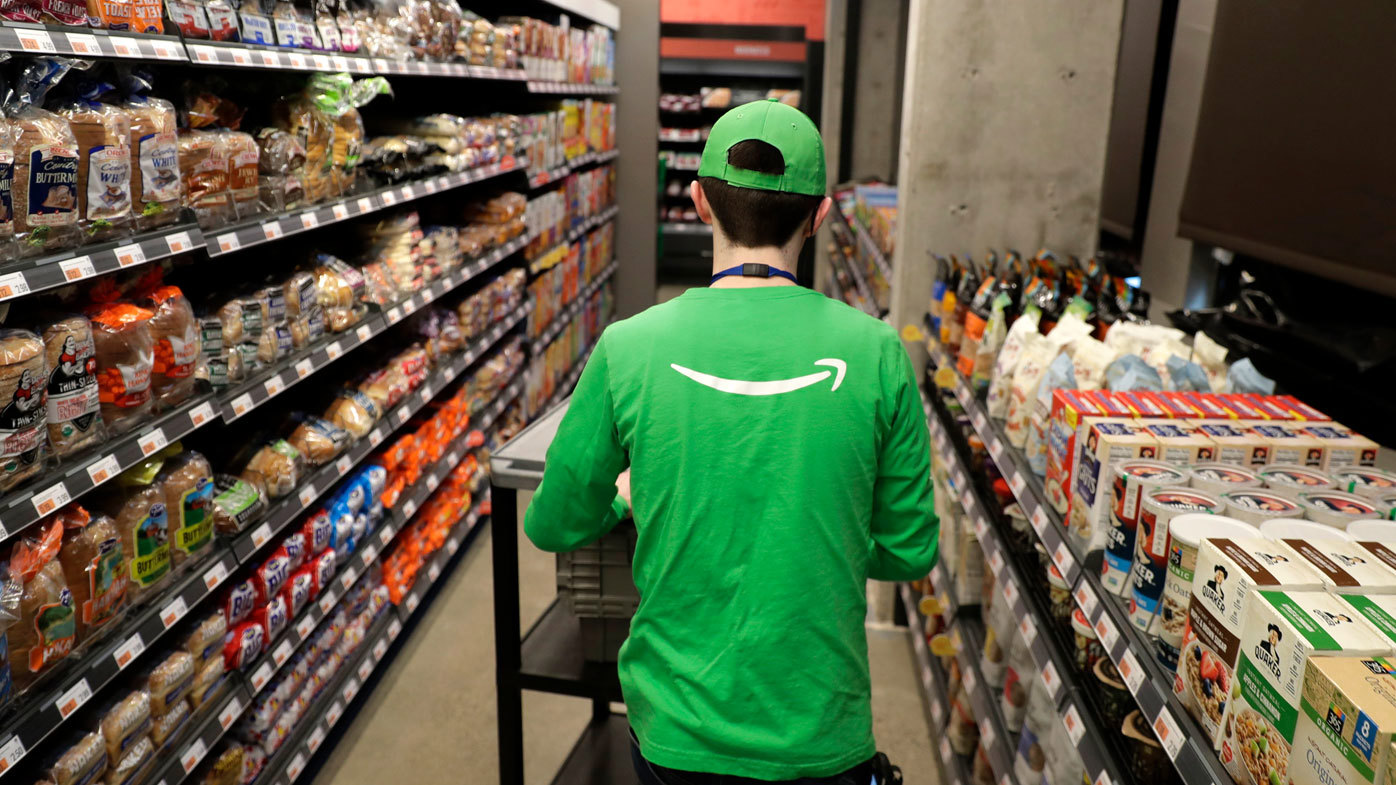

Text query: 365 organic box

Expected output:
[1290,656,1396,785]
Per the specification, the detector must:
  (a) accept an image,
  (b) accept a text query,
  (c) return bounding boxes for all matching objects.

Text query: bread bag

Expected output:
[222,620,262,670]
[324,388,378,438]
[98,690,151,760]
[224,130,259,218]
[120,70,180,230]
[42,315,105,457]
[42,733,107,785]
[201,745,242,785]
[148,697,189,747]
[239,439,303,499]
[187,655,224,708]
[145,649,194,715]
[8,59,81,257]
[127,0,159,32]
[139,285,200,410]
[177,129,232,228]
[287,415,349,466]
[56,505,126,644]
[211,474,263,536]
[155,448,213,570]
[0,0,38,21]
[105,734,152,785]
[222,577,254,625]
[183,610,225,666]
[6,521,76,691]
[272,94,332,204]
[55,83,132,242]
[0,328,48,492]
[84,0,131,29]
[106,462,169,601]
[254,127,304,212]
[86,299,154,435]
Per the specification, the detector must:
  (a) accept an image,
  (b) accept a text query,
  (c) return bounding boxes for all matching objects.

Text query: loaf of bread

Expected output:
[273,98,332,204]
[12,103,81,257]
[86,302,154,436]
[145,650,194,715]
[324,389,378,438]
[104,735,152,785]
[57,505,127,645]
[149,697,189,748]
[56,98,132,242]
[201,746,242,785]
[99,691,151,761]
[288,416,349,466]
[42,315,105,458]
[85,0,130,29]
[187,655,225,708]
[106,479,170,602]
[0,329,48,492]
[8,521,76,692]
[183,611,225,666]
[331,107,363,195]
[45,733,107,785]
[254,127,305,212]
[123,95,180,231]
[178,129,233,229]
[210,474,263,535]
[240,440,303,498]
[139,286,200,411]
[224,130,259,218]
[156,450,213,570]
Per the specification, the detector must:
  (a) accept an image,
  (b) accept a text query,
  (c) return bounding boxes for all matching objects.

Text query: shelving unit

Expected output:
[920,348,1232,785]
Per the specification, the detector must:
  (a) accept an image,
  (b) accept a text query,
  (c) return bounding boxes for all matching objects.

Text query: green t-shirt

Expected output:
[524,285,939,779]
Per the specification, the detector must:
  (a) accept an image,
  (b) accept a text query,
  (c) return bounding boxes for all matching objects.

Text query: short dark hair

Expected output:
[698,140,822,248]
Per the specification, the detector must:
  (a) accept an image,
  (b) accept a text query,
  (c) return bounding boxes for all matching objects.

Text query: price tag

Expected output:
[428,561,441,582]
[355,324,373,343]
[250,661,273,691]
[217,233,240,252]
[263,221,283,240]
[180,738,206,773]
[360,544,377,566]
[54,679,92,719]
[31,482,71,516]
[1010,471,1028,497]
[318,593,336,615]
[218,696,242,729]
[113,633,144,669]
[372,637,388,660]
[59,255,96,282]
[342,677,359,702]
[1095,772,1113,785]
[258,51,279,67]
[1153,710,1185,760]
[202,560,229,590]
[961,489,975,514]
[331,55,350,70]
[423,179,438,194]
[138,428,167,456]
[1031,506,1049,535]
[357,658,373,681]
[978,717,995,749]
[381,190,396,206]
[402,499,417,519]
[230,48,252,65]
[357,197,372,212]
[987,547,1004,577]
[300,211,319,229]
[264,374,285,397]
[250,522,273,549]
[151,39,181,59]
[326,701,343,726]
[971,409,987,431]
[1042,661,1061,697]
[0,735,26,773]
[294,358,314,379]
[64,33,103,56]
[379,526,394,546]
[332,203,349,220]
[447,536,459,555]
[1075,582,1099,616]
[1119,649,1146,695]
[161,596,188,628]
[419,382,433,401]
[386,307,402,324]
[369,427,385,446]
[340,569,356,590]
[388,619,402,639]
[405,592,420,614]
[1053,542,1077,575]
[988,437,1005,462]
[938,737,951,766]
[1095,615,1120,650]
[1019,614,1037,646]
[287,52,307,68]
[962,662,977,694]
[1002,578,1018,606]
[325,340,343,360]
[296,615,316,640]
[972,514,987,541]
[0,272,27,302]
[446,450,460,467]
[287,753,306,781]
[312,54,331,70]
[272,639,293,666]
[189,401,215,427]
[191,43,221,63]
[16,28,55,53]
[231,393,254,418]
[115,243,146,267]
[426,473,439,492]
[335,455,353,475]
[112,36,141,57]
[396,407,410,425]
[298,484,318,507]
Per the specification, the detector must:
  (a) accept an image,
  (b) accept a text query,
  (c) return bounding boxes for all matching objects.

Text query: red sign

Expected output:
[660,0,825,41]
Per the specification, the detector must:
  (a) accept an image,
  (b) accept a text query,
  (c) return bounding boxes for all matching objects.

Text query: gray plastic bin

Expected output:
[557,521,638,661]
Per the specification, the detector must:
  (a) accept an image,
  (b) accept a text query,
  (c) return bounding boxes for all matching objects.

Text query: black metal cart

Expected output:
[490,400,639,785]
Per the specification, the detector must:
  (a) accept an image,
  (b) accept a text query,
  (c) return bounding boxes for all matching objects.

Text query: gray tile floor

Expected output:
[312,511,939,785]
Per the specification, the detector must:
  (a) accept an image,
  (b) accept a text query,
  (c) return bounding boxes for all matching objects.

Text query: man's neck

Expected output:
[709,242,799,288]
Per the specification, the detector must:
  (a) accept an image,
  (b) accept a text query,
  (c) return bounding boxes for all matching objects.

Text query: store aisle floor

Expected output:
[312,510,939,785]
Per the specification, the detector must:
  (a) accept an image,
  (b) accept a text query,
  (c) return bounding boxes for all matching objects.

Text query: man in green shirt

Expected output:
[524,100,938,784]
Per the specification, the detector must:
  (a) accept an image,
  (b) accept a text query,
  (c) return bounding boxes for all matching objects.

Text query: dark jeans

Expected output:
[629,731,874,785]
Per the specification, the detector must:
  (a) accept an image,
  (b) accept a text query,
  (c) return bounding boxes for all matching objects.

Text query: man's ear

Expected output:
[691,180,714,225]
[807,196,833,237]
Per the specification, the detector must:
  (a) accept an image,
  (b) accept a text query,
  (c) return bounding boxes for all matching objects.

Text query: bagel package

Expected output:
[0,328,49,492]
[41,314,105,458]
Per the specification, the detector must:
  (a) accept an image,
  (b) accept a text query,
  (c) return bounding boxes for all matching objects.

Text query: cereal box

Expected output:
[1302,425,1381,472]
[1067,419,1157,552]
[1217,591,1390,785]
[1141,421,1217,467]
[1194,420,1270,467]
[1247,422,1328,468]
[1174,537,1326,745]
[1044,389,1106,514]
[1289,656,1396,785]
[1269,539,1396,596]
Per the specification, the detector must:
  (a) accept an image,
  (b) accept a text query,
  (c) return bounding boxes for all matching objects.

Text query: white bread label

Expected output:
[86,144,132,219]
[27,145,78,226]
[138,132,179,202]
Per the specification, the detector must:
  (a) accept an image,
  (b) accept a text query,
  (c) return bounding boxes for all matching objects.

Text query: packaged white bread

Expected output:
[1216,591,1391,785]
[1173,536,1326,746]
[1289,655,1396,785]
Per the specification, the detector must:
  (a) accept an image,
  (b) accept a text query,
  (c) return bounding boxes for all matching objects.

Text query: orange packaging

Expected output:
[86,0,132,28]
[129,0,159,32]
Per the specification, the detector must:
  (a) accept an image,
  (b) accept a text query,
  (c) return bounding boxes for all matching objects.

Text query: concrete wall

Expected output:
[890,0,1126,371]
[847,0,903,183]
[613,0,660,317]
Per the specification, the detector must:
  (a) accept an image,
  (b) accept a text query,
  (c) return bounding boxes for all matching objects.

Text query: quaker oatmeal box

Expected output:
[1265,537,1396,596]
[1290,656,1396,785]
[1217,591,1390,785]
[1067,419,1158,553]
[1173,536,1325,745]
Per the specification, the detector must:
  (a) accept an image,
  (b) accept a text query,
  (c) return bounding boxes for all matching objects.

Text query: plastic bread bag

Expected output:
[166,0,210,37]
[221,577,254,625]
[6,57,83,257]
[1190,330,1229,392]
[211,473,264,535]
[54,81,132,243]
[41,314,106,458]
[0,329,48,492]
[271,92,333,203]
[183,610,226,665]
[253,127,304,212]
[106,734,153,785]
[101,464,170,603]
[118,69,180,230]
[307,73,389,195]
[98,690,151,760]
[287,414,350,466]
[238,438,304,499]
[127,0,160,31]
[280,531,306,571]
[56,505,127,645]
[252,547,290,604]
[302,509,331,552]
[324,387,379,438]
[0,0,39,20]
[201,744,242,785]
[206,0,238,40]
[138,283,202,410]
[144,649,194,715]
[187,654,225,708]
[5,520,76,692]
[223,130,259,218]
[1024,352,1073,477]
[177,129,233,229]
[222,620,262,670]
[86,294,155,436]
[153,446,214,571]
[1069,336,1116,391]
[282,567,312,617]
[40,732,108,785]
[149,697,189,748]
[250,592,286,641]
[281,271,318,317]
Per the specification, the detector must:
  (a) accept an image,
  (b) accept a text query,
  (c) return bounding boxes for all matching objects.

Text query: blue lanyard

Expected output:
[709,263,799,286]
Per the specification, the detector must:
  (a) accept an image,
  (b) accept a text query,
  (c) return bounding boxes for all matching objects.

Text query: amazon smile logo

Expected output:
[670,359,846,396]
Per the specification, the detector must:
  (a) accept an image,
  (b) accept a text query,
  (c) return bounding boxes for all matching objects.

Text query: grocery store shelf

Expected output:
[529,149,620,190]
[551,714,637,785]
[0,23,184,59]
[519,599,624,702]
[899,584,974,785]
[531,261,618,354]
[927,352,1231,785]
[659,221,711,235]
[0,545,239,779]
[398,506,486,620]
[230,305,526,562]
[207,160,524,257]
[218,233,528,422]
[946,616,1019,785]
[658,129,704,143]
[0,392,218,545]
[528,207,619,272]
[830,208,893,285]
[141,682,252,785]
[659,58,805,79]
[538,331,603,416]
[526,81,619,95]
[0,222,202,304]
[828,243,880,318]
[540,0,619,30]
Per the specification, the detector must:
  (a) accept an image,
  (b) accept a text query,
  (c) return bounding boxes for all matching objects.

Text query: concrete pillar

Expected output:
[613,0,660,318]
[847,0,904,183]
[889,0,1126,372]
[815,0,847,289]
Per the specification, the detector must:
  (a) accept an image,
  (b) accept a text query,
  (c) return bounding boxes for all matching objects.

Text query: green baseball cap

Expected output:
[697,98,826,196]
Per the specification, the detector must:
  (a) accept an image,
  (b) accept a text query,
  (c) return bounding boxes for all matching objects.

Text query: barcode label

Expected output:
[67,33,100,54]
[296,615,315,639]
[218,696,242,729]
[336,455,353,475]
[230,48,252,65]
[251,662,273,692]
[112,37,141,57]
[190,401,216,427]
[300,212,319,229]
[217,233,240,252]
[333,204,348,220]
[326,341,343,360]
[428,561,441,582]
[1075,582,1099,616]
[1120,649,1146,695]
[251,522,273,549]
[263,222,283,240]
[299,485,318,507]
[357,197,372,212]
[388,619,402,639]
[161,596,188,628]
[356,324,373,342]
[1153,710,1184,759]
[342,677,359,702]
[319,593,336,614]
[202,560,229,590]
[272,639,293,666]
[1042,661,1061,697]
[295,359,314,379]
[264,375,285,396]
[1095,615,1120,650]
[16,29,55,53]
[231,393,254,417]
[180,738,206,773]
[59,256,95,282]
